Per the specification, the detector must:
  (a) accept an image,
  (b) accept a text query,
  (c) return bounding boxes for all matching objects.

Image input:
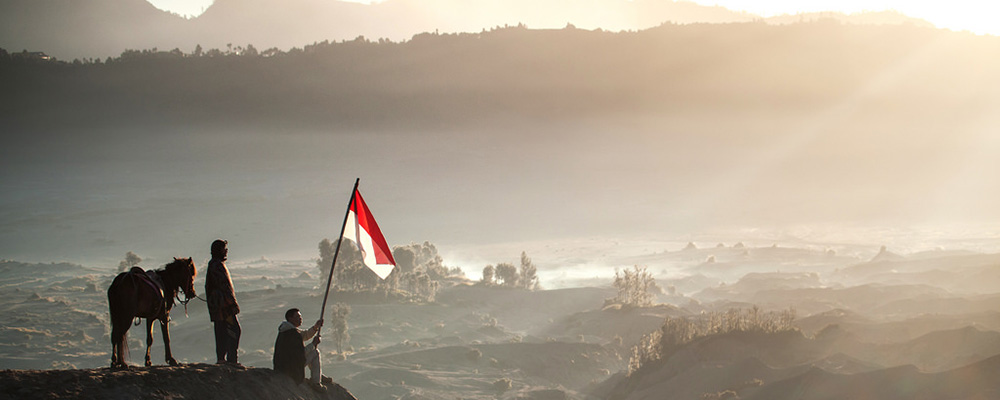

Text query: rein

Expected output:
[176,293,207,318]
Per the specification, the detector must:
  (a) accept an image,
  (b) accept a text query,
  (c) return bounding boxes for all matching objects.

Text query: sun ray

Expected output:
[678,34,959,225]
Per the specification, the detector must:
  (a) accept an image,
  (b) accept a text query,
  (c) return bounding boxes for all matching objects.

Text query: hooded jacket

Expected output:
[273,321,309,384]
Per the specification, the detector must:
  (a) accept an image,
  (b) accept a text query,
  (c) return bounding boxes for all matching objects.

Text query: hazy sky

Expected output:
[145,0,999,35]
[4,0,997,267]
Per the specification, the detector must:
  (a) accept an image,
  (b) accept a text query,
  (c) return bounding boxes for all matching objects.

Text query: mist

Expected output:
[4,3,1000,399]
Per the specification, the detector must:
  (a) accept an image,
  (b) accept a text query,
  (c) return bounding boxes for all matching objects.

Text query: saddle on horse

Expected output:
[129,266,166,317]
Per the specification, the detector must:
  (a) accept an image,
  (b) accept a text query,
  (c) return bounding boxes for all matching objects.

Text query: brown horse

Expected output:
[107,257,197,369]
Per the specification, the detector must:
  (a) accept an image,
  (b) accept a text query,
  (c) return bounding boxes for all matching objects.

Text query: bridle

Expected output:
[175,285,206,317]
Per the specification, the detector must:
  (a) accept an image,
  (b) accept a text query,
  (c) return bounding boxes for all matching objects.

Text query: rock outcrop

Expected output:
[0,363,357,400]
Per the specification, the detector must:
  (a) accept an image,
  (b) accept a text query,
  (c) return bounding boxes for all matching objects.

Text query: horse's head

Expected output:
[171,257,197,299]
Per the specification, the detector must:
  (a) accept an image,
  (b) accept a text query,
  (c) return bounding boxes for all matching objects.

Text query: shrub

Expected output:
[519,251,539,290]
[701,390,738,400]
[495,263,518,287]
[612,265,661,308]
[481,265,495,285]
[493,378,512,394]
[481,251,541,289]
[329,303,351,354]
[628,306,796,376]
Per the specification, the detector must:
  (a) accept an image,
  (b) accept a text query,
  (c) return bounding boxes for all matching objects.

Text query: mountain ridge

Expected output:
[1,0,934,60]
[5,21,993,133]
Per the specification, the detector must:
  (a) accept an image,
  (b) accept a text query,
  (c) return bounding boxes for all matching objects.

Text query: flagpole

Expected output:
[319,178,360,330]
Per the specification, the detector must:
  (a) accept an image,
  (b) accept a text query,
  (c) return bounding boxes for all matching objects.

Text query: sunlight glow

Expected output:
[683,34,958,226]
[693,0,1000,35]
[145,0,215,18]
[922,97,1000,224]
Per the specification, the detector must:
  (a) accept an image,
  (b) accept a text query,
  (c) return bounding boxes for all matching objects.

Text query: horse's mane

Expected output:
[162,257,196,276]
[155,258,196,304]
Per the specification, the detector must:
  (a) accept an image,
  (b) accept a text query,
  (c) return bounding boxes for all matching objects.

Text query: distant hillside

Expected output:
[833,253,1000,293]
[0,363,357,400]
[764,10,935,28]
[0,0,933,60]
[745,354,1000,400]
[601,327,1000,400]
[876,326,1000,372]
[0,0,187,59]
[4,22,998,134]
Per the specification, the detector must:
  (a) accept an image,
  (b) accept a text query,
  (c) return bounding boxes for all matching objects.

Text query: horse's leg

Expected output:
[110,325,119,368]
[109,302,126,368]
[160,318,178,366]
[109,281,120,368]
[111,315,131,369]
[144,318,154,367]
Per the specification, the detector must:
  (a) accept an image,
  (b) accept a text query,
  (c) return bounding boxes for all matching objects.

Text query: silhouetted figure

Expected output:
[273,308,327,392]
[205,239,242,368]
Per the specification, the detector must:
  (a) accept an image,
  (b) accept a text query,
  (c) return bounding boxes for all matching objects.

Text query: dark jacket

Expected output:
[205,258,239,322]
[273,321,306,384]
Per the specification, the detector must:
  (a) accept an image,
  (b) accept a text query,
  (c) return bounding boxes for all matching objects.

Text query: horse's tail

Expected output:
[108,272,133,363]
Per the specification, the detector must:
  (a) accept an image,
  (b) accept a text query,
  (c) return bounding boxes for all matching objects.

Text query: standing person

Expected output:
[273,308,327,392]
[206,239,242,368]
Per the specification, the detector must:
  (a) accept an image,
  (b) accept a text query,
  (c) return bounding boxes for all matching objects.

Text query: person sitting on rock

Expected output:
[273,308,327,392]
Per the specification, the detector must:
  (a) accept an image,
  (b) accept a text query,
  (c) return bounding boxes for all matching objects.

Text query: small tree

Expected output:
[117,251,142,272]
[335,259,378,291]
[494,263,519,287]
[319,238,364,287]
[317,238,336,277]
[493,377,512,394]
[377,268,400,293]
[481,265,495,285]
[612,265,661,307]
[329,302,351,354]
[393,246,418,274]
[519,251,539,290]
[401,270,439,302]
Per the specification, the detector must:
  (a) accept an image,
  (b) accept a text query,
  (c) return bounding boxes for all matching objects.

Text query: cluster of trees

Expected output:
[479,252,539,290]
[0,43,281,67]
[628,306,797,375]
[317,239,462,302]
[0,24,536,67]
[609,265,662,308]
[108,42,294,64]
[0,49,55,65]
[1,34,391,69]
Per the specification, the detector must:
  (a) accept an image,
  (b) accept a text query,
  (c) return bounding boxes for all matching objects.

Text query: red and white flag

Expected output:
[343,189,396,280]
